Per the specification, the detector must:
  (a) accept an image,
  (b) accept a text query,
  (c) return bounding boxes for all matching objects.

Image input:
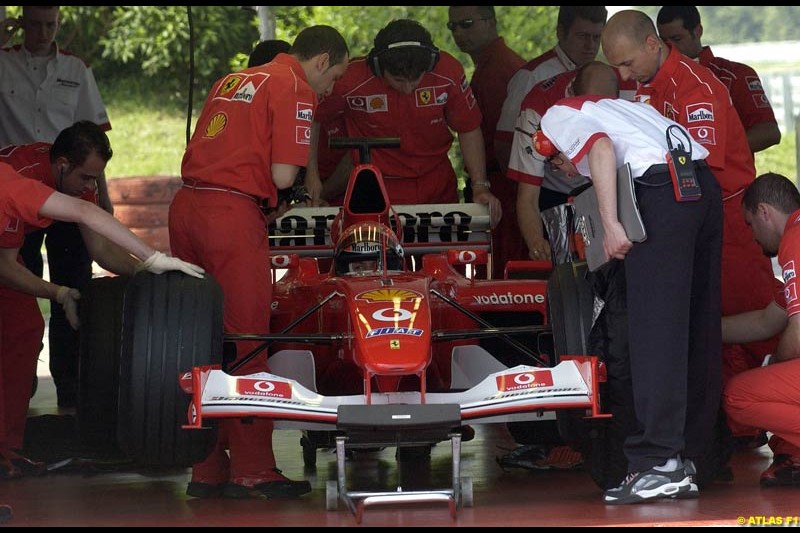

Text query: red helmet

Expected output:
[533,129,558,158]
[334,222,404,276]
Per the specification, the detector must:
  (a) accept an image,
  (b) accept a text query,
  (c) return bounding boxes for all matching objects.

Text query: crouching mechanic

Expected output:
[722,172,800,487]
[0,162,203,478]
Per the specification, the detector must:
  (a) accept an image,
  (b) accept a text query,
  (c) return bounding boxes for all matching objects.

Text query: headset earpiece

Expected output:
[367,40,439,77]
[533,129,558,158]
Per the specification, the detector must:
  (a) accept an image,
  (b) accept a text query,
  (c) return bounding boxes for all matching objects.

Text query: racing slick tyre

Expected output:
[117,271,223,468]
[546,261,596,454]
[78,275,131,456]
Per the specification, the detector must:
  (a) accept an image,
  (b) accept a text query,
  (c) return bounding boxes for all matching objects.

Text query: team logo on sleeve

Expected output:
[466,89,476,110]
[686,103,714,123]
[296,102,313,121]
[4,218,19,233]
[459,74,469,92]
[783,260,796,283]
[416,86,450,107]
[688,126,716,146]
[753,93,770,109]
[296,126,311,145]
[746,77,764,92]
[216,75,243,97]
[785,281,797,306]
[214,73,269,103]
[203,113,227,138]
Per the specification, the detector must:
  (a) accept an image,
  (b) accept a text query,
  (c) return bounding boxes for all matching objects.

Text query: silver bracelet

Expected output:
[472,180,491,189]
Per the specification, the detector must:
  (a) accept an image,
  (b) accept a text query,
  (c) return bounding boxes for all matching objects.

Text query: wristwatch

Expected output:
[472,180,491,189]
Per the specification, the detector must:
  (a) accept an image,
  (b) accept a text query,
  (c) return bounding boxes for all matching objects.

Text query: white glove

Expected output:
[55,285,81,330]
[139,251,205,278]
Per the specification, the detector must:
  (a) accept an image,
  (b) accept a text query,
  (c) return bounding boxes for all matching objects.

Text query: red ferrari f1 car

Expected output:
[78,138,605,521]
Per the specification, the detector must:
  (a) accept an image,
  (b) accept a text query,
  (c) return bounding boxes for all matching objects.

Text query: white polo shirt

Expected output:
[495,45,576,145]
[541,96,709,179]
[0,43,110,146]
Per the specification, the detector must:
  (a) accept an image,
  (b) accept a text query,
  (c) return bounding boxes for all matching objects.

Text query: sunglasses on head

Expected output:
[447,18,490,31]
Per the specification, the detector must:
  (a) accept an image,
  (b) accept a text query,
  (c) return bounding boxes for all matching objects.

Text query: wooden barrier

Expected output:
[107,176,181,253]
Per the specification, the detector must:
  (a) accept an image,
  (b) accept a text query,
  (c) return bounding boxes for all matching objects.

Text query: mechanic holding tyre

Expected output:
[0,140,204,479]
[170,25,349,500]
[538,61,722,504]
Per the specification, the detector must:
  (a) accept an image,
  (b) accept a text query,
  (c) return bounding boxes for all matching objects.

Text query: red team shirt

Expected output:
[698,46,777,133]
[471,37,525,173]
[0,143,95,248]
[0,164,54,234]
[314,52,482,205]
[635,45,754,197]
[181,54,316,207]
[779,210,800,317]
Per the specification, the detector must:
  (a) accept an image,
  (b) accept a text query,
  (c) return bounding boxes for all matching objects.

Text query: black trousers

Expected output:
[597,166,723,473]
[20,222,92,405]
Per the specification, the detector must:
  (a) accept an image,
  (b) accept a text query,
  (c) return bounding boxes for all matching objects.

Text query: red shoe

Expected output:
[224,469,311,499]
[760,455,800,487]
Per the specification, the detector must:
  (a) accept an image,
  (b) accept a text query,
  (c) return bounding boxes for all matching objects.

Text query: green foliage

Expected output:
[755,130,798,181]
[636,6,800,45]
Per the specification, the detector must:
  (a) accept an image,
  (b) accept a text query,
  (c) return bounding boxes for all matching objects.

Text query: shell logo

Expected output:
[204,113,227,138]
[369,96,385,110]
[357,288,421,302]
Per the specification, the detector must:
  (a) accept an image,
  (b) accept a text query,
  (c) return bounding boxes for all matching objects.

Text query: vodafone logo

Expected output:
[271,255,291,268]
[372,308,413,322]
[496,370,554,391]
[236,378,292,398]
[458,251,476,263]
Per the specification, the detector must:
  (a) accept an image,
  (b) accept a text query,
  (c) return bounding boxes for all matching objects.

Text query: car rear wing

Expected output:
[268,203,492,257]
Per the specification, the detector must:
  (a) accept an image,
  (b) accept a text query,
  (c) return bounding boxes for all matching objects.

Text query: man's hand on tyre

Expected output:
[139,251,205,278]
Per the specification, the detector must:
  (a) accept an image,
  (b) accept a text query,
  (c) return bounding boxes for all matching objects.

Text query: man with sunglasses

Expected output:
[447,6,525,279]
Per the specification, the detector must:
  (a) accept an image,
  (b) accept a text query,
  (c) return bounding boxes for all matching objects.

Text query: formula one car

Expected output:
[81,138,604,520]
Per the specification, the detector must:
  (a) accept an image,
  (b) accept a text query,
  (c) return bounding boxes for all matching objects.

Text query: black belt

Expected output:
[640,160,707,180]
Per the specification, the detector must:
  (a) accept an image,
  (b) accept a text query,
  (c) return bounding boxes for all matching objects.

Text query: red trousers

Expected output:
[0,284,44,450]
[724,359,800,458]
[169,187,282,485]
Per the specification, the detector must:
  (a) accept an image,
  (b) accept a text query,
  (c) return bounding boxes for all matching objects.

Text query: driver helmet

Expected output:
[334,222,404,275]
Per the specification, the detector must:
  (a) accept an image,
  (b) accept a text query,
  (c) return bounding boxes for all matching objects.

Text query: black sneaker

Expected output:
[0,505,12,524]
[186,481,224,498]
[672,458,699,499]
[222,471,311,499]
[603,458,692,505]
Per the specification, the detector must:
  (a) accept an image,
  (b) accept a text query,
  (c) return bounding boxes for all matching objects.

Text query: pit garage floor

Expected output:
[4,357,799,528]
